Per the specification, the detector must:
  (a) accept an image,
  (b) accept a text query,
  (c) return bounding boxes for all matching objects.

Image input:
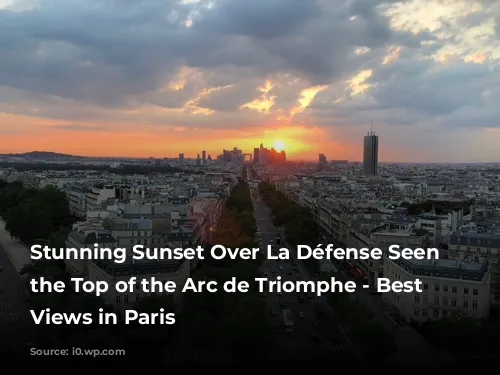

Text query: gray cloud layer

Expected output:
[0,0,499,141]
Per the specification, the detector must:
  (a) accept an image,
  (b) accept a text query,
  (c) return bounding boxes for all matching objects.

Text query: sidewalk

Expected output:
[0,219,32,273]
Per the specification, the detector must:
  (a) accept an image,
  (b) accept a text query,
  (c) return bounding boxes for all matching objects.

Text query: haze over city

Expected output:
[1,0,499,162]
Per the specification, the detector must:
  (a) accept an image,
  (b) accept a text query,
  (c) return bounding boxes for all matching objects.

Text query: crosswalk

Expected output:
[325,341,350,353]
[0,313,20,325]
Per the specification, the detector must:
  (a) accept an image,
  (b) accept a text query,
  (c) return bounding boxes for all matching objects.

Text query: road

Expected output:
[0,243,34,354]
[251,187,354,360]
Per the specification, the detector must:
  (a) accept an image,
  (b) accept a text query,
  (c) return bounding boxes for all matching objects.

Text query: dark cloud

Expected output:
[0,0,498,139]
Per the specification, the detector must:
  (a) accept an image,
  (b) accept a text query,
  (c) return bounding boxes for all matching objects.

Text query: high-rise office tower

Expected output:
[202,150,206,164]
[363,131,378,176]
[318,153,327,166]
[253,148,259,164]
[179,153,184,166]
[196,153,201,166]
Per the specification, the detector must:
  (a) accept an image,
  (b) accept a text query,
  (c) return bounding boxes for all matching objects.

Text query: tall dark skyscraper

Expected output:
[253,148,259,164]
[202,150,206,164]
[363,131,378,176]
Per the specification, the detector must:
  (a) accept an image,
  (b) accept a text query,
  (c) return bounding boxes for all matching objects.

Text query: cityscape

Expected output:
[1,0,500,369]
[1,131,499,367]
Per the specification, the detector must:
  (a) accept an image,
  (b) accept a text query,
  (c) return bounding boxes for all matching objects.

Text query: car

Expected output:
[298,311,305,318]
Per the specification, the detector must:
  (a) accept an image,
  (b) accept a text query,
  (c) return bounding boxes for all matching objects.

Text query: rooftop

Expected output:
[390,254,489,282]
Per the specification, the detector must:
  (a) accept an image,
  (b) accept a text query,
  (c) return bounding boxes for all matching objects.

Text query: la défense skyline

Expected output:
[0,0,499,162]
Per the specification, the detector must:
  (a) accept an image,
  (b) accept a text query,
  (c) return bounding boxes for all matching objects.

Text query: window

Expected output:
[442,311,448,318]
[433,310,439,319]
[452,286,457,293]
[463,300,468,308]
[434,296,439,305]
[424,283,428,290]
[473,289,478,296]
[466,247,471,252]
[472,301,478,310]
[435,284,439,291]
[116,296,121,304]
[443,297,448,307]
[415,295,420,303]
[423,295,428,303]
[443,285,448,292]
[464,288,469,295]
[414,308,420,316]
[487,249,491,255]
[422,308,428,317]
[451,298,456,307]
[124,294,129,303]
[476,248,481,254]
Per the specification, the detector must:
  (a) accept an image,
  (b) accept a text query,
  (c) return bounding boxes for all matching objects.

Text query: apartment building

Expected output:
[86,186,116,211]
[383,254,491,323]
[363,219,429,288]
[448,229,500,303]
[67,187,89,217]
[88,252,190,320]
[102,217,153,248]
[64,223,117,277]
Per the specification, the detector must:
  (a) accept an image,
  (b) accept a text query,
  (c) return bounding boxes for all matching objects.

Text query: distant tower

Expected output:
[318,153,327,167]
[196,154,201,166]
[363,121,378,176]
[202,150,206,164]
[179,153,184,166]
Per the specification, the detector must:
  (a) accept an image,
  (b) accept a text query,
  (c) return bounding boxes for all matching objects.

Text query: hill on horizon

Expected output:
[0,151,80,159]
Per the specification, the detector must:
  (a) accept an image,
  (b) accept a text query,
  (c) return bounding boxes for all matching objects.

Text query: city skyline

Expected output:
[0,0,499,162]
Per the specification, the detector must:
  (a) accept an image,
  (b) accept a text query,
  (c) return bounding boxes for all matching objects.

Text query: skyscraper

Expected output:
[253,148,259,164]
[363,131,378,176]
[196,153,201,166]
[318,153,327,167]
[202,150,206,164]
[179,153,184,166]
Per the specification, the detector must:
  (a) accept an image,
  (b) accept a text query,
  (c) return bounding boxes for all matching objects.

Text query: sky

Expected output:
[0,0,499,162]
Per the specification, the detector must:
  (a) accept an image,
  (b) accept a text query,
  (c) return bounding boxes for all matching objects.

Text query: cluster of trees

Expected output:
[401,199,473,216]
[258,181,319,274]
[415,315,500,357]
[0,162,203,175]
[178,179,271,361]
[323,272,397,362]
[0,180,175,356]
[0,180,76,245]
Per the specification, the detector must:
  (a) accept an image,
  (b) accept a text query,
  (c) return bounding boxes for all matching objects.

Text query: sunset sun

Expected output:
[273,140,285,152]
